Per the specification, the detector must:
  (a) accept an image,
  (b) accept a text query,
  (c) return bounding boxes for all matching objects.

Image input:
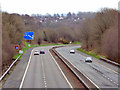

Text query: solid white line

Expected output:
[74,65,100,89]
[48,50,73,88]
[56,49,100,89]
[0,55,21,81]
[76,52,118,74]
[19,48,35,89]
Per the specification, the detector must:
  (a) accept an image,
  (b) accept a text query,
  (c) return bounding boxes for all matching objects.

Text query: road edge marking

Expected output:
[56,48,100,89]
[75,49,118,74]
[19,48,35,89]
[48,50,73,88]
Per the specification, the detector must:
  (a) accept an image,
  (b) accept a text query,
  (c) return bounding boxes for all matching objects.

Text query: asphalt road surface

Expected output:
[3,48,34,88]
[20,46,71,88]
[3,46,72,89]
[56,46,119,88]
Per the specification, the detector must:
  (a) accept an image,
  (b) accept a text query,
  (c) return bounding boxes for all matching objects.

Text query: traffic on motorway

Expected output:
[34,50,45,55]
[2,45,119,89]
[56,46,119,88]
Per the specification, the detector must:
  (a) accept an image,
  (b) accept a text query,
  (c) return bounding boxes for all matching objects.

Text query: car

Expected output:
[70,50,75,54]
[40,50,45,54]
[34,50,39,55]
[85,57,92,62]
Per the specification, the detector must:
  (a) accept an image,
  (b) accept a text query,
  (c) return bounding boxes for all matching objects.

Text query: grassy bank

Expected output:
[72,41,81,44]
[13,41,81,60]
[13,42,34,60]
[13,43,66,60]
[77,48,101,59]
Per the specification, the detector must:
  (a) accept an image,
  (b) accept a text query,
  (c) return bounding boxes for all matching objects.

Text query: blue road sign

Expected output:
[23,32,34,40]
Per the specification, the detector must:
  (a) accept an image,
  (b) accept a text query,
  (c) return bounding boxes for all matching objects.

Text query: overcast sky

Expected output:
[1,0,119,15]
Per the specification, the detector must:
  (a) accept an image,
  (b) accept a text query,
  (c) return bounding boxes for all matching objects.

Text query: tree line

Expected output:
[2,13,25,71]
[80,8,119,63]
[2,8,119,72]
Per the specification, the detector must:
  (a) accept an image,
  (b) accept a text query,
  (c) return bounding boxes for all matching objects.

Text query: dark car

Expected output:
[40,50,45,54]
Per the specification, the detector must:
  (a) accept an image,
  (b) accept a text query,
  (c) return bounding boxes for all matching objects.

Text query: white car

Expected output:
[85,57,92,62]
[34,50,39,55]
[70,50,75,54]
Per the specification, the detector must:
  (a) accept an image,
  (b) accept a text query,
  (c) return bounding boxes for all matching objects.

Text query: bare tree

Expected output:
[80,18,92,50]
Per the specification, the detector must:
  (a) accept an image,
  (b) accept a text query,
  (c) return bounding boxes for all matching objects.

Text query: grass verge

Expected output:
[13,41,81,60]
[73,41,81,44]
[13,42,73,60]
[13,42,34,60]
[77,48,100,59]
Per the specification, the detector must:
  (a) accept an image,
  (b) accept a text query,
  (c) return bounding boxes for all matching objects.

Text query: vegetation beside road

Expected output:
[13,42,34,60]
[77,48,101,59]
[78,9,119,63]
[2,8,119,73]
[13,41,81,60]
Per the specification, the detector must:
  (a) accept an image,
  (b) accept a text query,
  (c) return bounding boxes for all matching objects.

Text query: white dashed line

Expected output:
[102,75,118,86]
[76,52,118,74]
[48,50,73,88]
[76,51,119,86]
[101,73,119,86]
[41,56,47,88]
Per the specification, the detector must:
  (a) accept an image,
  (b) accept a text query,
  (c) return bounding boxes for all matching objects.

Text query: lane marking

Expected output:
[76,52,118,74]
[19,48,36,89]
[57,47,119,88]
[60,47,119,88]
[103,75,118,86]
[56,49,100,89]
[91,65,118,86]
[41,56,47,88]
[95,62,118,74]
[48,50,73,88]
[70,62,100,89]
[75,51,119,87]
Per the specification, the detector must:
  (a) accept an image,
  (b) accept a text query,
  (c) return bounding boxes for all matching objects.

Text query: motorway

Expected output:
[56,46,119,88]
[20,46,71,88]
[2,45,119,89]
[2,46,72,88]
